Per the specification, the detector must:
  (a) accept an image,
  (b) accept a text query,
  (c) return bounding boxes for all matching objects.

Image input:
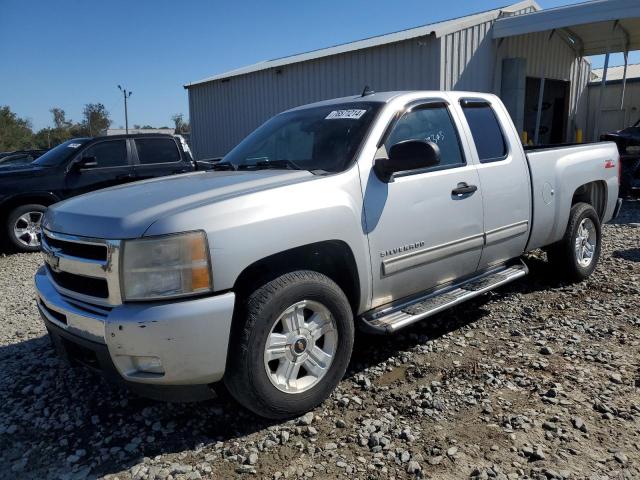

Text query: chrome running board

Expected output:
[361,261,528,334]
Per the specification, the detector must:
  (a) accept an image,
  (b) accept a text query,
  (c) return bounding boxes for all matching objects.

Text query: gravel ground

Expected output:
[0,201,638,480]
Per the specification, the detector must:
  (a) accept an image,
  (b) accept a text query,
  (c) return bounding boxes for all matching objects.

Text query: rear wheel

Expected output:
[546,202,601,282]
[6,204,46,252]
[224,271,354,419]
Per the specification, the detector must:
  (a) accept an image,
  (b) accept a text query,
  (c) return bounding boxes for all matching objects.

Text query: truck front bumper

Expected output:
[34,266,235,401]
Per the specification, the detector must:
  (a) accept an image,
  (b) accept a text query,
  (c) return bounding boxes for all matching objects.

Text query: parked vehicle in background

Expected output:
[601,119,640,197]
[35,91,621,419]
[0,134,195,252]
[0,149,47,165]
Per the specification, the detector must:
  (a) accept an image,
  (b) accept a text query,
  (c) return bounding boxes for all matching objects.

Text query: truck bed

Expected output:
[524,142,620,251]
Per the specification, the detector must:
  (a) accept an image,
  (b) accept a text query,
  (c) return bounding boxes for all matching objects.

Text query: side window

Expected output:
[461,103,507,162]
[83,140,128,168]
[134,138,181,164]
[385,105,465,169]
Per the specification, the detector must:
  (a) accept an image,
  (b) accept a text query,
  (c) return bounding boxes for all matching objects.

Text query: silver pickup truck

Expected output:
[35,91,622,419]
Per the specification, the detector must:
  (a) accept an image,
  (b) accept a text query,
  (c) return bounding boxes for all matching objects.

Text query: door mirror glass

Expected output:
[374,140,440,182]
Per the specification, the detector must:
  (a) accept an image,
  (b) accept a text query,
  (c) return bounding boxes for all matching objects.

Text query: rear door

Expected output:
[65,138,134,196]
[456,97,531,269]
[131,137,192,181]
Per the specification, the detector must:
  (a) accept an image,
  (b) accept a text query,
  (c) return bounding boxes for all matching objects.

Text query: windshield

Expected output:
[33,139,90,167]
[223,102,383,173]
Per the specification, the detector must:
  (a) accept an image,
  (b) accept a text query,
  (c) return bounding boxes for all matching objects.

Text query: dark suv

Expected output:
[601,119,640,197]
[0,134,195,252]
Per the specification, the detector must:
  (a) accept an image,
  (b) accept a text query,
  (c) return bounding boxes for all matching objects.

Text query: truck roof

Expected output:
[285,90,498,113]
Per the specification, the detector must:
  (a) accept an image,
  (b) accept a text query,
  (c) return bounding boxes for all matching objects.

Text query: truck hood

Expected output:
[44,170,315,239]
[0,163,49,175]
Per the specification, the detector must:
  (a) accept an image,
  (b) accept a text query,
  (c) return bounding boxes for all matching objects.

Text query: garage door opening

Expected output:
[524,78,570,145]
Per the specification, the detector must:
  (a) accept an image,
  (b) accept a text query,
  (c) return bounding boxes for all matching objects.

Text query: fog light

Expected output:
[131,356,165,374]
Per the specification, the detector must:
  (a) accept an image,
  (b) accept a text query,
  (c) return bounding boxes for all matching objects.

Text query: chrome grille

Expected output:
[41,229,122,306]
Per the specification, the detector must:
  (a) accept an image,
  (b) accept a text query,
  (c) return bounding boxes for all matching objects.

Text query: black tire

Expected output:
[224,270,354,419]
[6,204,46,253]
[546,202,601,282]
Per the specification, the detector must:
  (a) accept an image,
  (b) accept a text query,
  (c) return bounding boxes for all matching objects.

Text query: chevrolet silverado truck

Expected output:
[35,91,622,419]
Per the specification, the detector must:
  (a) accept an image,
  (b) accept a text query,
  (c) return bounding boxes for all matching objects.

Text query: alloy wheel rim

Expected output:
[263,300,338,394]
[574,218,596,268]
[13,211,43,248]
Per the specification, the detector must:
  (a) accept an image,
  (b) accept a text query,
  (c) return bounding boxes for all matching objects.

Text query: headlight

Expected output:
[121,231,212,301]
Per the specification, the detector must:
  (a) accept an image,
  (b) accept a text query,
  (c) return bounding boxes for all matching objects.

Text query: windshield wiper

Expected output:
[238,159,300,171]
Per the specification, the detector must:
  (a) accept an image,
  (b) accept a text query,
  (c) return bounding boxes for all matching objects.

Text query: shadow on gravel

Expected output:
[610,198,640,224]
[613,248,640,262]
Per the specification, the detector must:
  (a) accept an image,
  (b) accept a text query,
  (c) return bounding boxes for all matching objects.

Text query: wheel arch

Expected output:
[232,240,361,315]
[571,180,607,219]
[0,193,60,219]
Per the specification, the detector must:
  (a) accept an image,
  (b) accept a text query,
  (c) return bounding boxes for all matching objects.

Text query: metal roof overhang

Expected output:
[493,0,640,56]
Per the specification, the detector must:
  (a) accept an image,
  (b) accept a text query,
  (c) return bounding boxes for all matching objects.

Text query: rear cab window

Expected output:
[384,102,465,171]
[134,138,181,164]
[460,100,508,162]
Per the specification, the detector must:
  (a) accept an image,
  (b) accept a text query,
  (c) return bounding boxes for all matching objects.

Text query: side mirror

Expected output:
[374,140,441,182]
[76,155,98,170]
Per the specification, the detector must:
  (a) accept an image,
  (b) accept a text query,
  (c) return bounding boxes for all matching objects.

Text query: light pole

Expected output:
[117,85,133,134]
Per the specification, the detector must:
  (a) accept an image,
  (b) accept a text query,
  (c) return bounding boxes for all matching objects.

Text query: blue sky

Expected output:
[1,0,638,131]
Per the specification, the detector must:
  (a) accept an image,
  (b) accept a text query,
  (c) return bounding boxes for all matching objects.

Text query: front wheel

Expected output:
[224,271,354,419]
[546,202,601,282]
[6,204,46,252]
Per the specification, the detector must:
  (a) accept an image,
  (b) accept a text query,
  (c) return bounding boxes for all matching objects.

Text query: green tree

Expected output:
[0,106,34,151]
[83,103,111,136]
[172,113,190,134]
[50,107,71,129]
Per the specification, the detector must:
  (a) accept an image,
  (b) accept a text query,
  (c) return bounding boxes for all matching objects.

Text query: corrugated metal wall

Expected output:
[188,35,440,159]
[188,3,592,157]
[439,5,535,92]
[586,80,640,139]
[441,19,495,92]
[497,31,591,137]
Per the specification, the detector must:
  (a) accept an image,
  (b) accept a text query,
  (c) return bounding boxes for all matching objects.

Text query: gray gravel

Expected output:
[1,201,639,480]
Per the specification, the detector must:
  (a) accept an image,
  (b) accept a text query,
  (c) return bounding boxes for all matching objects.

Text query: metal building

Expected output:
[184,0,637,159]
[587,64,640,138]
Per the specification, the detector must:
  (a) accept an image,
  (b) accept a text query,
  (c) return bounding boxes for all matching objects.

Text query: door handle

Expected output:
[452,182,478,196]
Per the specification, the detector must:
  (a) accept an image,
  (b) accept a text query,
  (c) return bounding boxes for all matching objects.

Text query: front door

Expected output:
[362,100,485,308]
[65,138,134,196]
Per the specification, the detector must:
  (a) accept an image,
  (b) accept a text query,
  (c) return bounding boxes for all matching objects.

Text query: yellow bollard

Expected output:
[576,129,583,144]
[521,131,528,144]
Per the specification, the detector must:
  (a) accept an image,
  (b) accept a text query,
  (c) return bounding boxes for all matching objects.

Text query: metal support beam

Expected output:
[621,50,629,110]
[593,52,610,142]
[592,20,620,142]
[534,30,554,145]
[534,78,546,144]
[571,53,584,142]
